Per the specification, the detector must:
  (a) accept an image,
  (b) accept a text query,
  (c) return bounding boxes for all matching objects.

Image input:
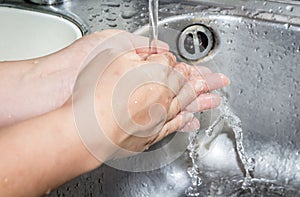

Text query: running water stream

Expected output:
[185,96,256,196]
[148,0,159,53]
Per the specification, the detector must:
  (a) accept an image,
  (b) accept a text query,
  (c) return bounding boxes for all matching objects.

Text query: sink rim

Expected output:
[0,2,90,36]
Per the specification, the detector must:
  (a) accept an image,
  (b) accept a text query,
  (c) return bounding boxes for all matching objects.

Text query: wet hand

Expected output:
[67,31,229,161]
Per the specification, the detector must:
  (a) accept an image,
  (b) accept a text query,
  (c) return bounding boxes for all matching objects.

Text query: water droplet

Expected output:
[45,189,51,195]
[285,5,294,12]
[219,30,225,35]
[268,52,272,57]
[142,182,148,187]
[101,2,120,7]
[92,14,100,18]
[259,63,264,70]
[284,23,290,29]
[247,23,253,29]
[224,23,230,28]
[167,184,175,190]
[103,8,109,13]
[227,39,233,44]
[239,89,244,95]
[121,10,137,19]
[106,12,117,21]
[108,23,117,28]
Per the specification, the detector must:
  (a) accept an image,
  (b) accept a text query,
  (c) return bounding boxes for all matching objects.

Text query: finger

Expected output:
[120,50,145,62]
[165,62,193,94]
[89,32,168,57]
[174,63,229,92]
[167,77,205,120]
[91,29,125,40]
[174,63,212,80]
[202,73,230,92]
[145,52,177,66]
[149,112,194,145]
[189,65,213,80]
[167,73,228,119]
[164,66,188,96]
[83,29,125,46]
[167,82,196,120]
[185,93,221,112]
[128,34,169,54]
[179,117,200,132]
[173,62,192,78]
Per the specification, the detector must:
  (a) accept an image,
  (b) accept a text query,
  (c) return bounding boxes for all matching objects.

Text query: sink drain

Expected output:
[177,25,214,61]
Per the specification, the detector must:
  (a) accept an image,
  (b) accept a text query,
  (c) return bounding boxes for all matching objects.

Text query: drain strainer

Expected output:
[177,25,214,61]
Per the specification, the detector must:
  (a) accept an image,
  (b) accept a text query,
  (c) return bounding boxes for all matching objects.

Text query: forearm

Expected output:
[0,106,100,197]
[0,55,78,127]
[0,30,125,127]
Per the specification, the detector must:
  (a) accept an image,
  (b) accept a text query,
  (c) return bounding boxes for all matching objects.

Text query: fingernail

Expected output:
[219,74,230,86]
[181,118,200,132]
[208,94,221,107]
[189,118,200,130]
[195,80,205,92]
[182,112,194,122]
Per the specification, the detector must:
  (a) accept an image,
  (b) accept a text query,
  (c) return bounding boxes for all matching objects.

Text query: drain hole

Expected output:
[178,25,214,61]
[184,33,195,54]
[197,31,209,52]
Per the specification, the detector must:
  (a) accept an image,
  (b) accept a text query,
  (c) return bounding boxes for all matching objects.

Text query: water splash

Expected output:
[219,96,256,191]
[186,95,256,196]
[185,130,203,197]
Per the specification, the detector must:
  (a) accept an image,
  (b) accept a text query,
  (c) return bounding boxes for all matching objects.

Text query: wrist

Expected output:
[57,104,102,172]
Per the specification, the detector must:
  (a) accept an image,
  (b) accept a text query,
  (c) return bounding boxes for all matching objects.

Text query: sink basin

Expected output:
[137,14,300,196]
[0,6,82,61]
[136,14,300,195]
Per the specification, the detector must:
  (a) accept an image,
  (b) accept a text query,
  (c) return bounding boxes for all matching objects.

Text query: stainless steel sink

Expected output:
[92,10,300,196]
[2,0,298,196]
